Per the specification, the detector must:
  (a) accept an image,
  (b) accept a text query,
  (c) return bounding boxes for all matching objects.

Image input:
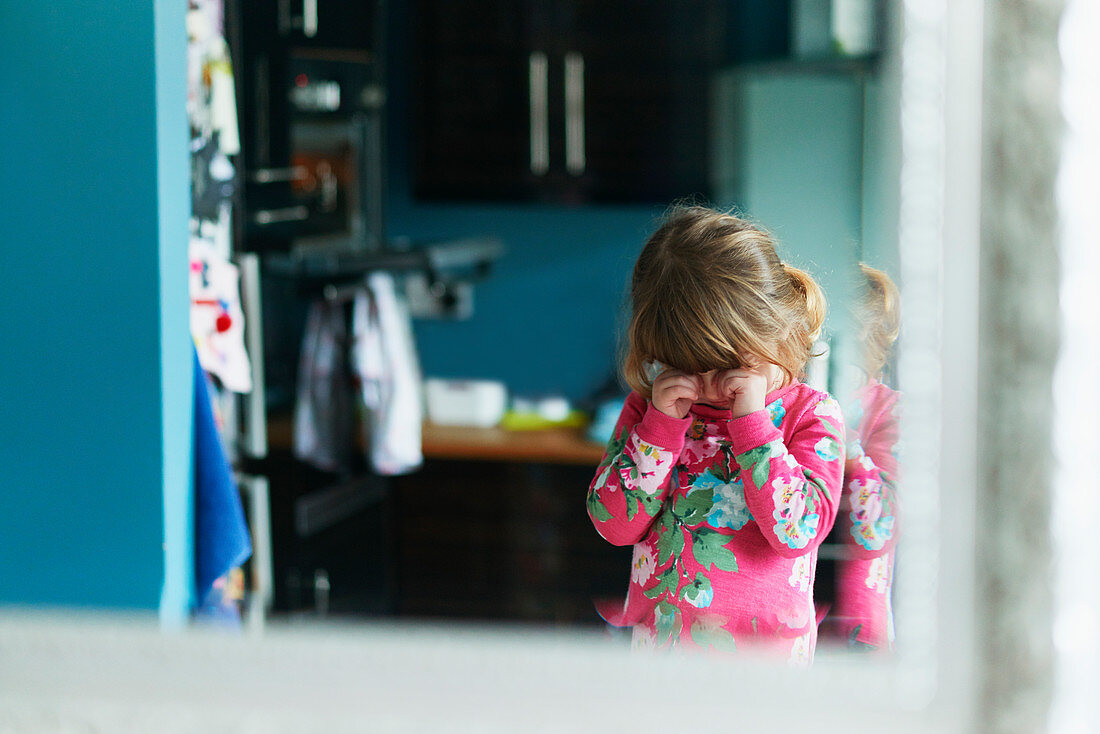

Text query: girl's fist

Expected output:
[651,369,701,419]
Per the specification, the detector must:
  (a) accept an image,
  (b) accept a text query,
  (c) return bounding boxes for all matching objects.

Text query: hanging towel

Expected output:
[352,273,423,475]
[193,345,252,605]
[293,299,356,473]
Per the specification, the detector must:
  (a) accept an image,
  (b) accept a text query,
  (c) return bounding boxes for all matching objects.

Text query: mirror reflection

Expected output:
[11,0,905,667]
[819,262,901,652]
[194,0,903,660]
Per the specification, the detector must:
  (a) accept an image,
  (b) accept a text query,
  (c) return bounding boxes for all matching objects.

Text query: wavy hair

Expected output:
[622,206,827,398]
[856,262,901,378]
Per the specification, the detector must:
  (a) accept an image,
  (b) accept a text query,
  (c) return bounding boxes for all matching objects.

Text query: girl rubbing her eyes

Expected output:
[586,205,846,665]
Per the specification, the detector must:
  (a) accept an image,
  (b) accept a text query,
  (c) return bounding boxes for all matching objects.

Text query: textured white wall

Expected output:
[977,0,1065,732]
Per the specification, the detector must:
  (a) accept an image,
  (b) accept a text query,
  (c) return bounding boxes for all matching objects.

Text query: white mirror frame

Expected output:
[0,1,998,731]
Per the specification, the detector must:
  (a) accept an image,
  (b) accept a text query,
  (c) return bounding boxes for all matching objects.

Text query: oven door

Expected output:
[242,53,380,252]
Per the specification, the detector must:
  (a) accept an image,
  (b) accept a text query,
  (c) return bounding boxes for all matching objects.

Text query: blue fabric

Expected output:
[192,345,252,605]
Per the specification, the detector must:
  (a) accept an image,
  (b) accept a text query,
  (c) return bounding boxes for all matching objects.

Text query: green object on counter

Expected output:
[500,409,589,431]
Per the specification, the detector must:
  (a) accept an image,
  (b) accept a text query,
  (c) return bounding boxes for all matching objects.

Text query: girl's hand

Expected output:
[651,368,701,419]
[718,362,783,419]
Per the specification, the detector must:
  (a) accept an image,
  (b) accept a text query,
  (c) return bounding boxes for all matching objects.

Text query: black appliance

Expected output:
[228,1,386,253]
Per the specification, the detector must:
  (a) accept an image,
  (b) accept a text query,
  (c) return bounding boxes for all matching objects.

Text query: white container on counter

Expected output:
[424,378,508,428]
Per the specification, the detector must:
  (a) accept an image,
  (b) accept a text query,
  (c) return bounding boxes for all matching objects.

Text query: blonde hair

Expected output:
[856,263,901,377]
[622,206,827,398]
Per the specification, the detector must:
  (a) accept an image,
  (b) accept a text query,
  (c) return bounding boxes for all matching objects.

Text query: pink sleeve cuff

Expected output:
[635,402,691,451]
[727,410,783,455]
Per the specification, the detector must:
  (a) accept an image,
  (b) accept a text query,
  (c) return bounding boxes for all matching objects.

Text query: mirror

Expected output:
[7,0,972,680]
[5,0,1011,725]
[220,0,912,665]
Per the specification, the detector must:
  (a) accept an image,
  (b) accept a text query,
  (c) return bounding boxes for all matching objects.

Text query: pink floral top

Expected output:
[586,383,845,662]
[830,381,900,649]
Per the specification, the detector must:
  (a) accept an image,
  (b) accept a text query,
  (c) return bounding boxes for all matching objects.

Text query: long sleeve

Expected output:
[730,394,846,558]
[842,389,900,559]
[586,392,691,546]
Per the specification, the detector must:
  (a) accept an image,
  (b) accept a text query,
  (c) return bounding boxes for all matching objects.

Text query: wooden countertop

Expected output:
[421,422,606,465]
[267,415,606,466]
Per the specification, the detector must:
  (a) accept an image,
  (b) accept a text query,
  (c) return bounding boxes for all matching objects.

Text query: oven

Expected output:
[237,49,385,253]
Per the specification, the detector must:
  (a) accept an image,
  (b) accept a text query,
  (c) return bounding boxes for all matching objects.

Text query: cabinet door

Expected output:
[412,0,546,201]
[411,0,723,204]
[558,0,724,203]
[277,0,379,51]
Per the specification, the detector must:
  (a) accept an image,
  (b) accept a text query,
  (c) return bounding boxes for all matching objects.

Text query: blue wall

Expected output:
[386,197,660,403]
[0,1,192,617]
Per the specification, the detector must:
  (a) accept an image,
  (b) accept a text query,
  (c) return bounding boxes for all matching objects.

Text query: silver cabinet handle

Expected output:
[253,206,309,225]
[278,0,318,38]
[529,52,549,176]
[318,161,338,212]
[234,253,268,460]
[303,0,318,38]
[564,52,586,176]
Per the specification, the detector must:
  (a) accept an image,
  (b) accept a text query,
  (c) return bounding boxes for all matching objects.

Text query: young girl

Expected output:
[586,206,845,664]
[827,263,901,650]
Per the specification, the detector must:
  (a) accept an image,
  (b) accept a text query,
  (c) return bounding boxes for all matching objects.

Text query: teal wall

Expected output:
[712,68,868,333]
[385,197,662,403]
[861,71,902,278]
[0,1,193,618]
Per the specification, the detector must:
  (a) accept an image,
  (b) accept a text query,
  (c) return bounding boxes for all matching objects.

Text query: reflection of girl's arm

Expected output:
[842,391,901,559]
[586,392,687,546]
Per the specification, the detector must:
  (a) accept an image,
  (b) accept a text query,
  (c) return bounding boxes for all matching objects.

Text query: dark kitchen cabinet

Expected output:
[411,0,726,204]
[270,0,380,52]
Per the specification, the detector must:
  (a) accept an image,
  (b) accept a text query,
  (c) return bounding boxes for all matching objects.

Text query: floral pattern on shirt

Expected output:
[691,470,752,531]
[865,555,891,593]
[630,540,658,585]
[586,425,672,530]
[848,477,896,551]
[653,601,684,648]
[679,572,714,609]
[776,602,814,633]
[587,386,845,660]
[814,436,842,462]
[632,623,657,651]
[630,436,673,495]
[788,632,813,667]
[683,419,724,464]
[771,475,822,550]
[767,399,786,428]
[689,612,737,653]
[788,555,812,592]
[814,396,844,421]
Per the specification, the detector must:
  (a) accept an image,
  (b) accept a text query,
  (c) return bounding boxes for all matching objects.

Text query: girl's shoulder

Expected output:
[856,380,901,429]
[862,380,901,412]
[623,390,649,414]
[777,382,845,424]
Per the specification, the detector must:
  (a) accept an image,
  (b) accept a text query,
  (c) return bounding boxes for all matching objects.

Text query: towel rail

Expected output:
[264,237,504,302]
